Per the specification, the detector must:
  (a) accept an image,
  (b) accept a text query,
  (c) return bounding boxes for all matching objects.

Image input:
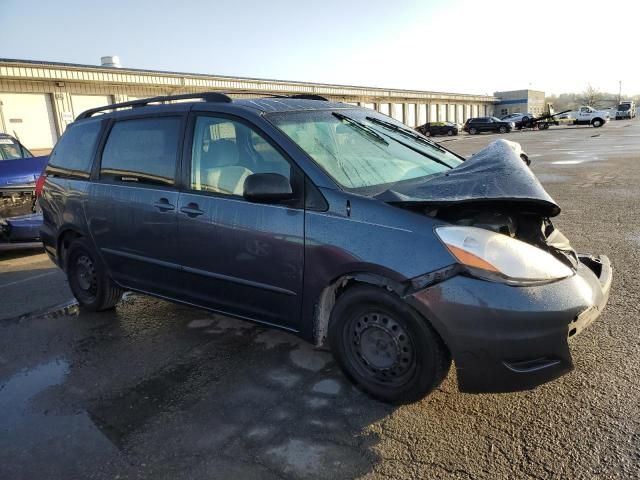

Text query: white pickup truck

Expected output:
[568,106,610,127]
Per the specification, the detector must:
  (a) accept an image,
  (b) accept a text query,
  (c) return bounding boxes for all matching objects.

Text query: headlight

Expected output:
[510,122,516,127]
[435,226,573,285]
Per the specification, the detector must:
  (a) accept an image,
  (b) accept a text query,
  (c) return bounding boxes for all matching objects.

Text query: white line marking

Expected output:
[0,271,58,289]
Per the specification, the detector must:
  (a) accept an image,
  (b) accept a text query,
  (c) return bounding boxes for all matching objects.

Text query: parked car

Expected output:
[39,93,611,404]
[463,117,514,134]
[0,133,47,246]
[415,121,459,137]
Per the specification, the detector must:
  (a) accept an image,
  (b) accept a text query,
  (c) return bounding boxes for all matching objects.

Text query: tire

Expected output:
[328,285,451,404]
[498,126,508,134]
[66,237,124,311]
[469,127,478,135]
[592,118,603,128]
[447,129,454,136]
[425,130,432,137]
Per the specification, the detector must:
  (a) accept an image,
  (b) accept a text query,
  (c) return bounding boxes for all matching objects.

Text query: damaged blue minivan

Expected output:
[39,93,611,403]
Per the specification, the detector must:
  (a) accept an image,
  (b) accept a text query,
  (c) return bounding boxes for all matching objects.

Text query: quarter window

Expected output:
[46,120,102,178]
[190,116,291,196]
[100,117,180,186]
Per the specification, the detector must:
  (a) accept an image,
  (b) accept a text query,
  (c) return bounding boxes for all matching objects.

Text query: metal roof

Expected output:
[0,58,498,103]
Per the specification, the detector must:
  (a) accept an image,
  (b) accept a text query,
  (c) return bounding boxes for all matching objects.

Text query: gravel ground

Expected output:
[0,120,638,479]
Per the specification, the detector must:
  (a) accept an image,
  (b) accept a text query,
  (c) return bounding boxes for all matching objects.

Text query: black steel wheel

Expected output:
[329,285,450,404]
[66,237,124,311]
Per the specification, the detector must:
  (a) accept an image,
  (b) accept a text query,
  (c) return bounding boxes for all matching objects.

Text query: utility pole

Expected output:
[618,80,622,104]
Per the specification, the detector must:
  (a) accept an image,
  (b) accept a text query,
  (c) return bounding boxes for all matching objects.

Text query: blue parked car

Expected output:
[39,93,611,403]
[0,133,47,245]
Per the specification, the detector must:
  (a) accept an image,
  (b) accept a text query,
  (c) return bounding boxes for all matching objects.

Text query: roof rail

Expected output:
[76,91,232,120]
[288,94,329,101]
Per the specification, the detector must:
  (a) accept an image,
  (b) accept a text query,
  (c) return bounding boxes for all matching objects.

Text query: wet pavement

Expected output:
[1,120,639,479]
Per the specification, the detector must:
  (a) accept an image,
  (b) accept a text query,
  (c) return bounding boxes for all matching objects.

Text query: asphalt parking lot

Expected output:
[1,120,639,479]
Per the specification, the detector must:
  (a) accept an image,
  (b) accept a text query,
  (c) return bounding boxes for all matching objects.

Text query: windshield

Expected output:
[268,109,463,193]
[0,139,30,160]
[617,104,631,111]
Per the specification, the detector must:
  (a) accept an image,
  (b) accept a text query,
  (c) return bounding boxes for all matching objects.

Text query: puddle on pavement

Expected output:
[0,359,70,429]
[551,160,585,165]
[535,173,571,183]
[626,233,640,246]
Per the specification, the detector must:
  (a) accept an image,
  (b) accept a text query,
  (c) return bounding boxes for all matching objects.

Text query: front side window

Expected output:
[268,109,462,194]
[0,139,23,160]
[100,117,180,186]
[46,120,102,178]
[190,116,291,196]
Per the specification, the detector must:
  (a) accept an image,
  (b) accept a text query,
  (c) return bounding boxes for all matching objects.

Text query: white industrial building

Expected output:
[0,57,498,154]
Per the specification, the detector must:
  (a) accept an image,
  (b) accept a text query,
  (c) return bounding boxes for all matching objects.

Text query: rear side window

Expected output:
[100,117,180,186]
[47,121,102,179]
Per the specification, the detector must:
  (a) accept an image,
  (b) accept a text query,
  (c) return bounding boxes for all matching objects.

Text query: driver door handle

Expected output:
[180,203,205,217]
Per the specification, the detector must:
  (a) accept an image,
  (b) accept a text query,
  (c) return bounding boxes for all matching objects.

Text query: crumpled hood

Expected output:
[375,139,561,217]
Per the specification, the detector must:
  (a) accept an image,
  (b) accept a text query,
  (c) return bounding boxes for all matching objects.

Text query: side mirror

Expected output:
[243,173,293,203]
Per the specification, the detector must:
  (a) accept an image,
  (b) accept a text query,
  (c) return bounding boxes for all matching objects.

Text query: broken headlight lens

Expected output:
[435,226,573,285]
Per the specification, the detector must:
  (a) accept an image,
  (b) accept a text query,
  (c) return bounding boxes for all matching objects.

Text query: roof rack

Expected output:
[76,91,232,119]
[76,91,330,120]
[288,94,329,101]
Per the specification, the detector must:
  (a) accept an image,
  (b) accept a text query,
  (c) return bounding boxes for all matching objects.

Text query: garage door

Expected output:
[71,95,112,118]
[0,93,58,150]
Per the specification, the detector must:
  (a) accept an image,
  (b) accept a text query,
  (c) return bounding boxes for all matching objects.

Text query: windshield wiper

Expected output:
[365,116,446,153]
[333,112,389,145]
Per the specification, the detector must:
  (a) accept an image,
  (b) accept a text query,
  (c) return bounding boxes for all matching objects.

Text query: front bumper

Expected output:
[407,254,612,393]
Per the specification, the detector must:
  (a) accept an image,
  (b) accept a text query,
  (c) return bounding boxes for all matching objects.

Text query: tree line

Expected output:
[546,85,639,111]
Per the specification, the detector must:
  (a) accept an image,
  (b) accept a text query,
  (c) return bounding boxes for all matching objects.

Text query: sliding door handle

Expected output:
[153,198,175,212]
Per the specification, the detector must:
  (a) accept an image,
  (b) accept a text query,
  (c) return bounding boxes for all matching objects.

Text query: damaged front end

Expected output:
[385,139,612,393]
[379,139,577,273]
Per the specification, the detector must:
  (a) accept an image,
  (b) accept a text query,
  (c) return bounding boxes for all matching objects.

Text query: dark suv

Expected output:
[464,117,514,134]
[39,93,611,403]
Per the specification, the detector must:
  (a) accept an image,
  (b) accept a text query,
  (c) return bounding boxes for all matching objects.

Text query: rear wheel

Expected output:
[424,130,432,137]
[66,238,124,311]
[329,286,451,404]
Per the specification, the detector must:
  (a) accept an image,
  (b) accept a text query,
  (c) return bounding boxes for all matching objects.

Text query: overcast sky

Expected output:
[2,0,638,96]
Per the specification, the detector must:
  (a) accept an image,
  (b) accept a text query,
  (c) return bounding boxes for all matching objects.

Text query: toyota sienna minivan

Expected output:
[39,93,612,403]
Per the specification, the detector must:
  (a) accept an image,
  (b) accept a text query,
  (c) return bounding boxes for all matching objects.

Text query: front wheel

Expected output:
[424,130,432,137]
[498,126,508,133]
[447,129,454,136]
[328,286,451,404]
[592,118,603,127]
[469,127,478,135]
[66,238,124,311]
